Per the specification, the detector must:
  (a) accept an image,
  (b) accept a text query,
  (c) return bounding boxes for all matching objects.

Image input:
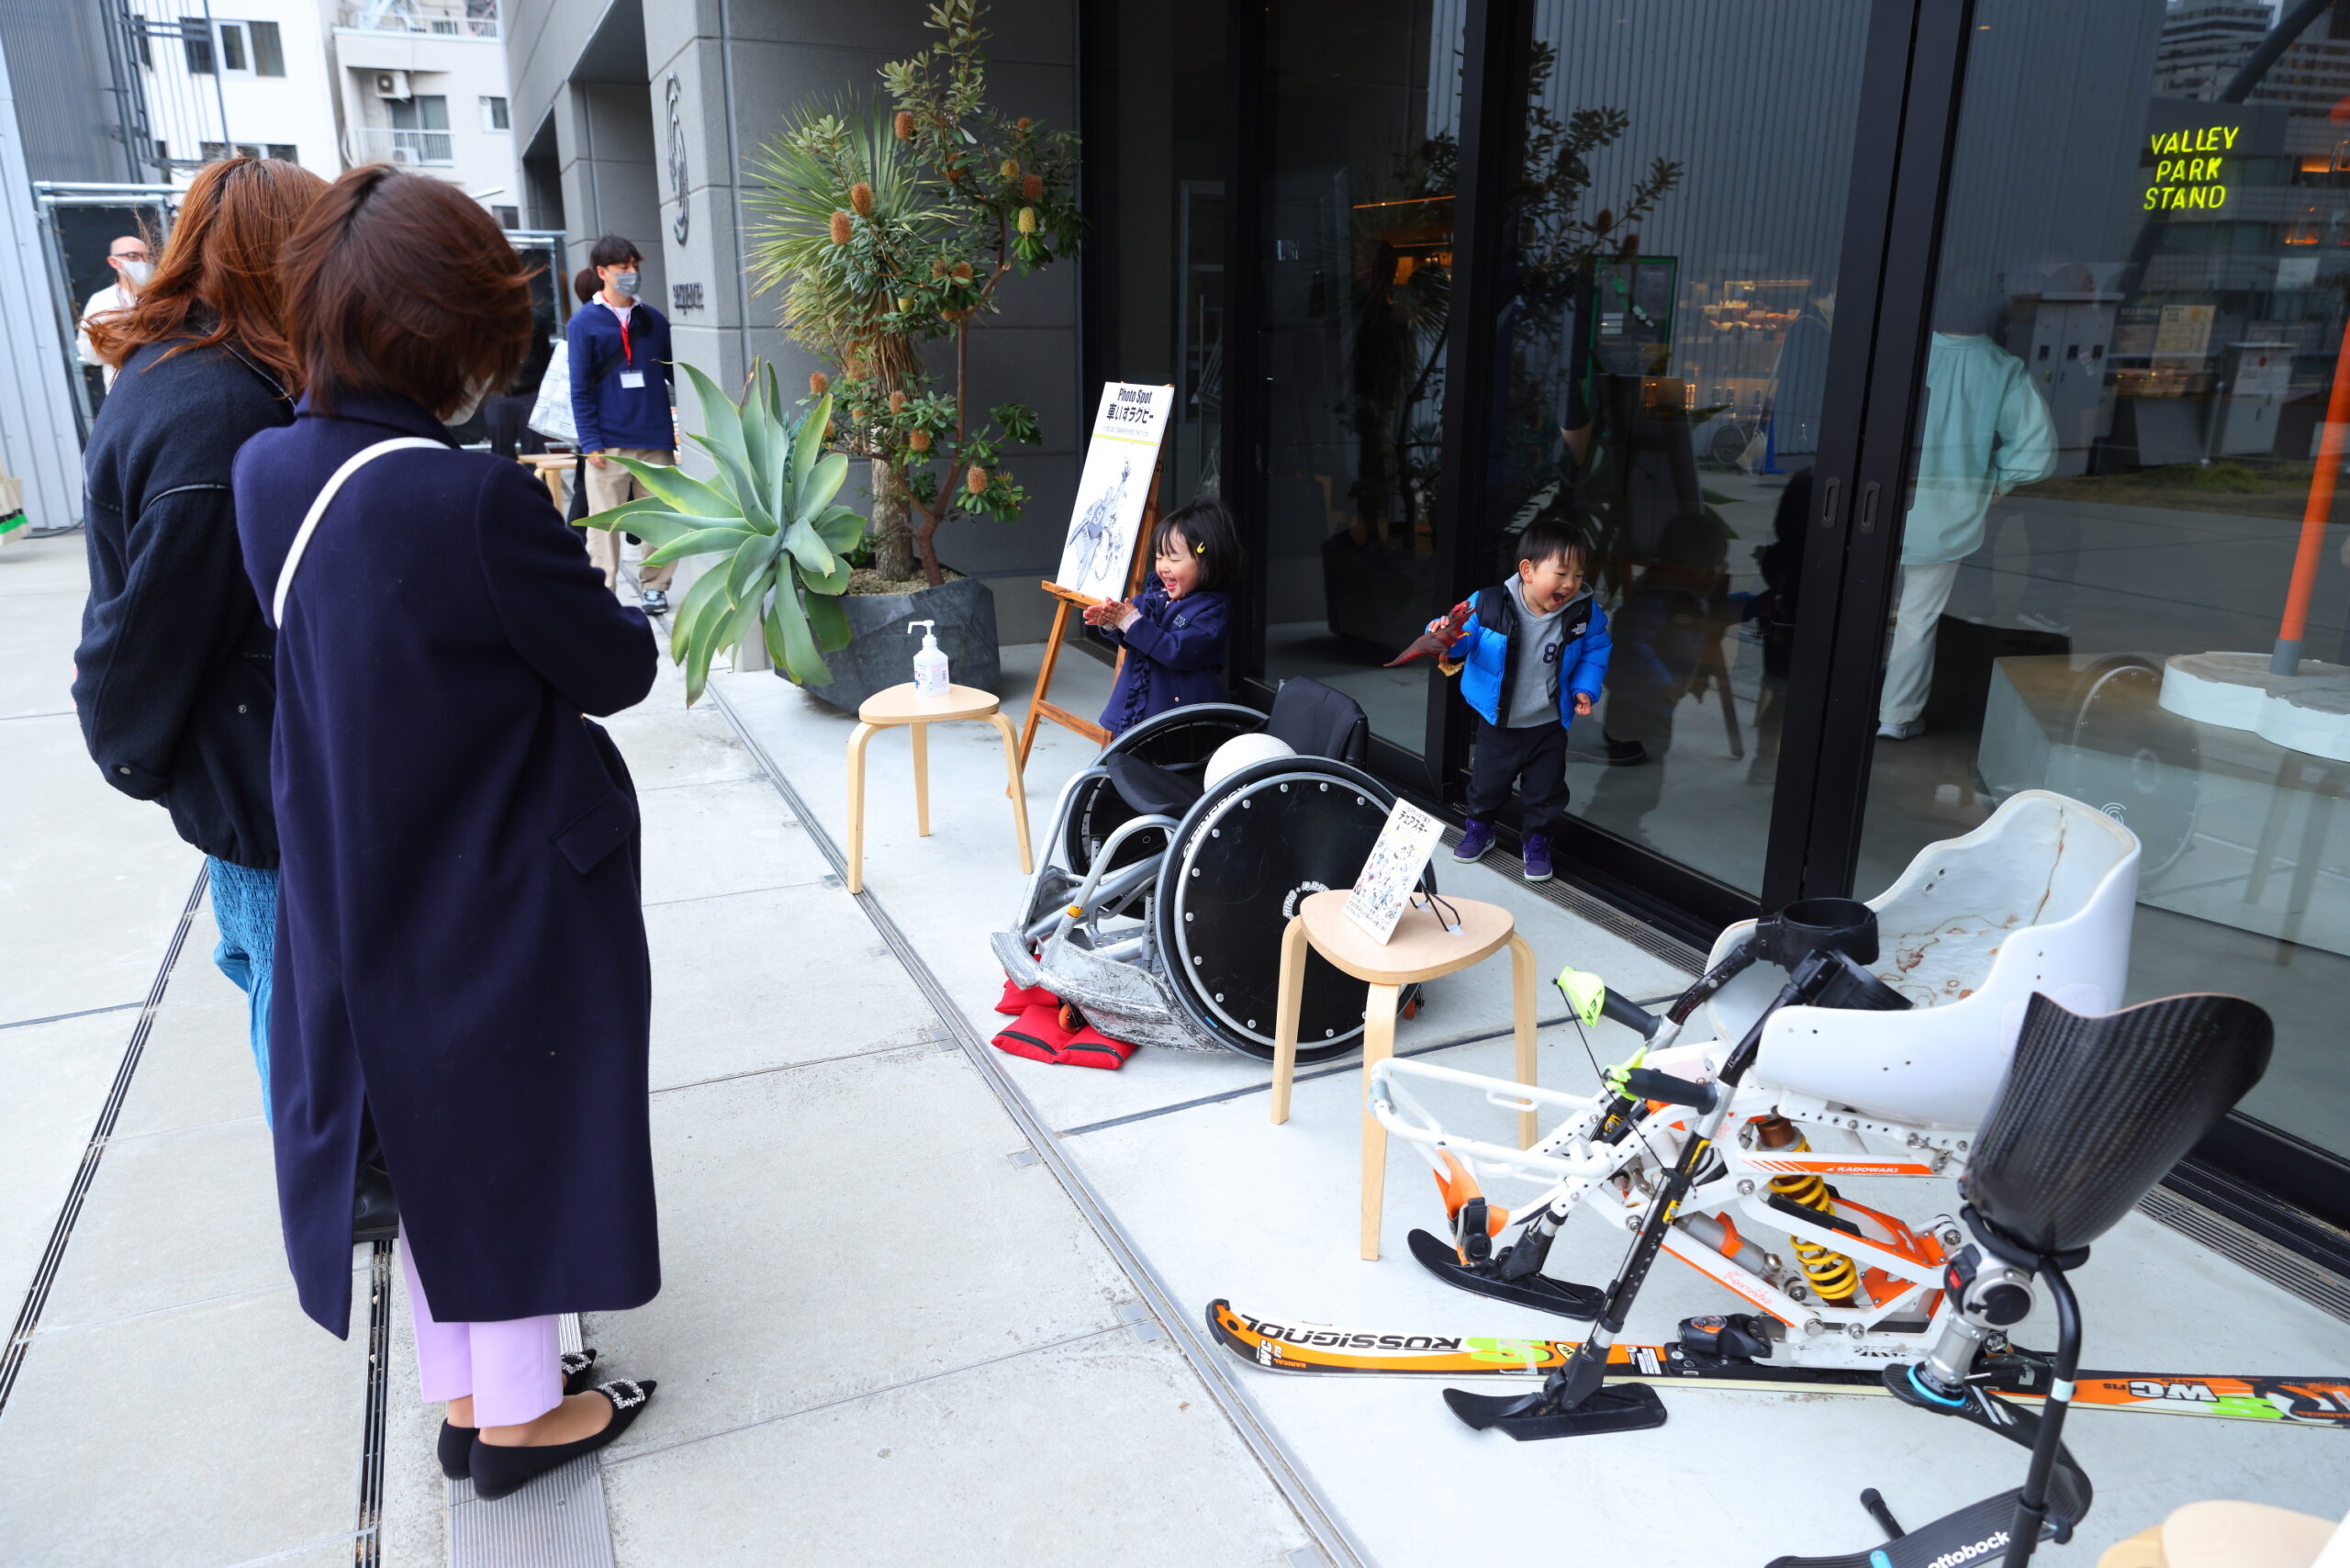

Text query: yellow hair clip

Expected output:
[1194,541,1206,554]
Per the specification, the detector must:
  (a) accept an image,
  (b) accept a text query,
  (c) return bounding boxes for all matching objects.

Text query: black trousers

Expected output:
[1466,717,1572,836]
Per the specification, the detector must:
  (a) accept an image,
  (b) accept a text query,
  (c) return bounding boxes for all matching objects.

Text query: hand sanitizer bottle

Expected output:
[909,620,949,696]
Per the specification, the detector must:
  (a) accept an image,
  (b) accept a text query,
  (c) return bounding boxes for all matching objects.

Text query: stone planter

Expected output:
[793,572,1001,712]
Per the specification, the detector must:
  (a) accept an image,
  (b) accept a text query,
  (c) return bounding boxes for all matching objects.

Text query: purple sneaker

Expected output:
[1522,833,1554,883]
[1453,819,1495,862]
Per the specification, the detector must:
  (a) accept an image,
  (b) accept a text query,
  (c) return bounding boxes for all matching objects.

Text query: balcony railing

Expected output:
[360,127,453,166]
[335,2,498,39]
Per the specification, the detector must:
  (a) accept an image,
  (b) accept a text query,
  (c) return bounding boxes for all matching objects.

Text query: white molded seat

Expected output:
[1701,790,2141,1129]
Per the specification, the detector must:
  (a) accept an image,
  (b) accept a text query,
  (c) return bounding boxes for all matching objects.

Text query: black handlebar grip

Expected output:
[1601,987,1663,1041]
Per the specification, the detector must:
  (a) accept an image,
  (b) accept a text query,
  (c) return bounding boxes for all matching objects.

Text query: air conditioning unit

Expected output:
[388,146,413,164]
[374,71,411,99]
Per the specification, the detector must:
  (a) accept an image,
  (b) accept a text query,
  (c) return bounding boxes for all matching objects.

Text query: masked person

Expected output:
[565,234,676,613]
[76,234,152,390]
[237,167,661,1501]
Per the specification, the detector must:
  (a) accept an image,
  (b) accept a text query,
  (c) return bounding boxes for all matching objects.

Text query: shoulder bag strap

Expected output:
[273,437,442,626]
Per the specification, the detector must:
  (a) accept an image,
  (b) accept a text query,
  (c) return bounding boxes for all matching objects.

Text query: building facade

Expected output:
[502,0,2350,1271]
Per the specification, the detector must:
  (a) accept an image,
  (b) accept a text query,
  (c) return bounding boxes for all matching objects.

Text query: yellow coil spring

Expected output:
[1769,1140,1859,1305]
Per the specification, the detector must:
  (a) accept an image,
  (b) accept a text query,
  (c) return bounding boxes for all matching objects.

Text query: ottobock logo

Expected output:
[1917,1530,2009,1568]
[1282,881,1330,919]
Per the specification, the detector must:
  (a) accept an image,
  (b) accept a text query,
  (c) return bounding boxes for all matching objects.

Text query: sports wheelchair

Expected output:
[991,678,1435,1061]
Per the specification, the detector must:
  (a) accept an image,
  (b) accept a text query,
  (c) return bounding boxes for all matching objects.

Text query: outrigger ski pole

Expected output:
[1446,897,1907,1439]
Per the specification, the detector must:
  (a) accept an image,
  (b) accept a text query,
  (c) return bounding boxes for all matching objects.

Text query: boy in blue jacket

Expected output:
[1439,517,1610,882]
[567,233,677,612]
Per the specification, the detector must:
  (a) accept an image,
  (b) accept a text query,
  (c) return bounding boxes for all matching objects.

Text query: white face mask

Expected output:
[118,259,152,289]
[612,270,640,299]
[443,375,493,427]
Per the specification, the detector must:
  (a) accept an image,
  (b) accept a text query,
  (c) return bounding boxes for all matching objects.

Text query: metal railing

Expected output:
[333,1,498,39]
[358,127,453,165]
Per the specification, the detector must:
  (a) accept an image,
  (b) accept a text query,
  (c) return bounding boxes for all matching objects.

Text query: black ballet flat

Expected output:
[437,1350,604,1477]
[468,1380,656,1501]
[560,1349,599,1394]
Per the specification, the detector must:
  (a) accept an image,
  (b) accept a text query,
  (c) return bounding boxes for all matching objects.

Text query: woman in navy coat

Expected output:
[236,167,661,1498]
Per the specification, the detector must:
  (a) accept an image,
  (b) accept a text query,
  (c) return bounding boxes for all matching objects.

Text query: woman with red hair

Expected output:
[236,165,660,1501]
[73,155,330,1143]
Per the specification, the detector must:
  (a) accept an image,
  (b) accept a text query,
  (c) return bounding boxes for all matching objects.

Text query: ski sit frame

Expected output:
[1207,1301,2350,1429]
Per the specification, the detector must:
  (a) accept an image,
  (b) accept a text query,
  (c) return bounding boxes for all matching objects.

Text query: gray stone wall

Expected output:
[502,0,1082,642]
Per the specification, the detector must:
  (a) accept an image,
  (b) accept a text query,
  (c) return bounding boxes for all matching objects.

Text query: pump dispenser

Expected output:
[909,620,949,695]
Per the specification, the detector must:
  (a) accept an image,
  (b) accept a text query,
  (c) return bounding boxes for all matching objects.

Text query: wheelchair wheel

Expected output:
[1153,756,1431,1062]
[1064,702,1265,876]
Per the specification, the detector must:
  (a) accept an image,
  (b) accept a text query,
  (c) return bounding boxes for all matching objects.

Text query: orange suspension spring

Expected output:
[1756,1117,1858,1305]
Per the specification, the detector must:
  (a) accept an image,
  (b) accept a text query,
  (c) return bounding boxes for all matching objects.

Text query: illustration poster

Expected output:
[1342,799,1448,945]
[1053,383,1173,600]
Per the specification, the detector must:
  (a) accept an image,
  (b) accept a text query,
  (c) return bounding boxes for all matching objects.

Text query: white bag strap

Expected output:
[272,437,442,625]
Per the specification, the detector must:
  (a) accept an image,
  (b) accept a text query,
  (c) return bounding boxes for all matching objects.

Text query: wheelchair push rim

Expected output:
[1153,756,1430,1063]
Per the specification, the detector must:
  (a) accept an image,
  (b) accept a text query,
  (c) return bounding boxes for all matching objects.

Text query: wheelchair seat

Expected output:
[1701,790,2142,1129]
[1104,678,1371,821]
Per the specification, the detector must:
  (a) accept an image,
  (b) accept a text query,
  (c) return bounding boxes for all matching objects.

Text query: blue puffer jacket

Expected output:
[1452,584,1611,728]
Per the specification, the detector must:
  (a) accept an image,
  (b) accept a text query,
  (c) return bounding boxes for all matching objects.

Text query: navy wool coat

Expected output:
[233,391,660,1333]
[1097,584,1230,734]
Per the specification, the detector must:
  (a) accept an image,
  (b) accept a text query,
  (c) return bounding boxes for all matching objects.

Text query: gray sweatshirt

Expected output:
[1505,576,1572,728]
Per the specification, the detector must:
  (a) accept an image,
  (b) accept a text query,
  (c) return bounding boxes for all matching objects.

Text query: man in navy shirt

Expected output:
[567,233,676,612]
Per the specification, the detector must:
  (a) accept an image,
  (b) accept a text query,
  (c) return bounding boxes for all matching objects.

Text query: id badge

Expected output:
[620,370,646,389]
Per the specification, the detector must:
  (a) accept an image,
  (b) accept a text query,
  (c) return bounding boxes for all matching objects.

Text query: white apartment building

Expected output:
[120,0,519,225]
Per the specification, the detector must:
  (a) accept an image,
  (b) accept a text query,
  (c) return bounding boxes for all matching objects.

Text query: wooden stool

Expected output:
[1270,890,1539,1260]
[845,683,1034,896]
[518,452,572,508]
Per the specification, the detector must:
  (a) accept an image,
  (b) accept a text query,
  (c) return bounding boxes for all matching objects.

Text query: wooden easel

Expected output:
[1014,456,1164,775]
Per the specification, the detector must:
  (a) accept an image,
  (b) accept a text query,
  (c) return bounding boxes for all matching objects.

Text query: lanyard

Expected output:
[614,306,633,368]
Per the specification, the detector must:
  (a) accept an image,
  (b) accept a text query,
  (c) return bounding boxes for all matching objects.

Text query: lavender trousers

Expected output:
[400,1232,563,1427]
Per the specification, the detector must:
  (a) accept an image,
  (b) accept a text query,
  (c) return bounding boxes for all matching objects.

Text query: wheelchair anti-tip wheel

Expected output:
[1153,756,1430,1063]
[1062,702,1263,877]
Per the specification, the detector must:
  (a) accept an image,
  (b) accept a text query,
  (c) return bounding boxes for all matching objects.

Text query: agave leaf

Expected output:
[684,618,719,705]
[728,529,784,603]
[795,450,850,521]
[779,516,836,578]
[804,585,853,651]
[721,588,767,676]
[678,362,750,465]
[765,581,830,685]
[667,564,733,661]
[691,431,776,536]
[802,551,853,595]
[600,456,737,521]
[643,524,755,567]
[789,395,831,521]
[737,381,777,508]
[576,498,701,551]
[813,503,865,554]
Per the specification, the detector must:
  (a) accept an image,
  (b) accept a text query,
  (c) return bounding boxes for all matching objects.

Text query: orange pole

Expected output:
[2275,309,2350,673]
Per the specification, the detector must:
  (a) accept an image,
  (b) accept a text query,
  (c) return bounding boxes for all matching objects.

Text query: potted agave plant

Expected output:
[580,363,861,702]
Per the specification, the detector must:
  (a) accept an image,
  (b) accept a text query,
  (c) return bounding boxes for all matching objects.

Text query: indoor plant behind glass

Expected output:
[579,365,861,704]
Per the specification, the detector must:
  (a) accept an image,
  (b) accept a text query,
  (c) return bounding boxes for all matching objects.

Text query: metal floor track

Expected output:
[0,864,207,1417]
[709,680,1369,1568]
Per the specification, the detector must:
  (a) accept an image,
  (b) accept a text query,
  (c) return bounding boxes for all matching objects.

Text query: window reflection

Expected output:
[1863,0,2350,1159]
[1483,4,1868,893]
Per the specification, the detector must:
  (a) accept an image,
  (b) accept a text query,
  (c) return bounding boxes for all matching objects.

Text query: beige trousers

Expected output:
[581,447,677,593]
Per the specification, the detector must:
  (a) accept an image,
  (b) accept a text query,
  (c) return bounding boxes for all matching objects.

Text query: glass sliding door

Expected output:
[1855,0,2350,1174]
[1457,1,1874,894]
[1253,0,1463,756]
[1084,0,1228,516]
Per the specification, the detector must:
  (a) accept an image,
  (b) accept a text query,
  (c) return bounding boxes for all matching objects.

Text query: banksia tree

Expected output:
[751,2,1080,588]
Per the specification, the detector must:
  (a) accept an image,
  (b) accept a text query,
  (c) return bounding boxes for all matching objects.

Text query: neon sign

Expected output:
[2145,125,2237,211]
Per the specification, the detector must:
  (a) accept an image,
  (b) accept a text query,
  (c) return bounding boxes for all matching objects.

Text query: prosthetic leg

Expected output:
[1770,991,2273,1568]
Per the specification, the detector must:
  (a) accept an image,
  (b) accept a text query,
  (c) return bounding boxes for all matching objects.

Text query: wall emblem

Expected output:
[666,73,689,245]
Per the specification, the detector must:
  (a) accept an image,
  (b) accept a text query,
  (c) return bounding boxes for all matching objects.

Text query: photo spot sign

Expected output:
[1054,383,1173,600]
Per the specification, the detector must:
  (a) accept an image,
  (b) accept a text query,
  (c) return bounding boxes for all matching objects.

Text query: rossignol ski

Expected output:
[1206,1300,2350,1429]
